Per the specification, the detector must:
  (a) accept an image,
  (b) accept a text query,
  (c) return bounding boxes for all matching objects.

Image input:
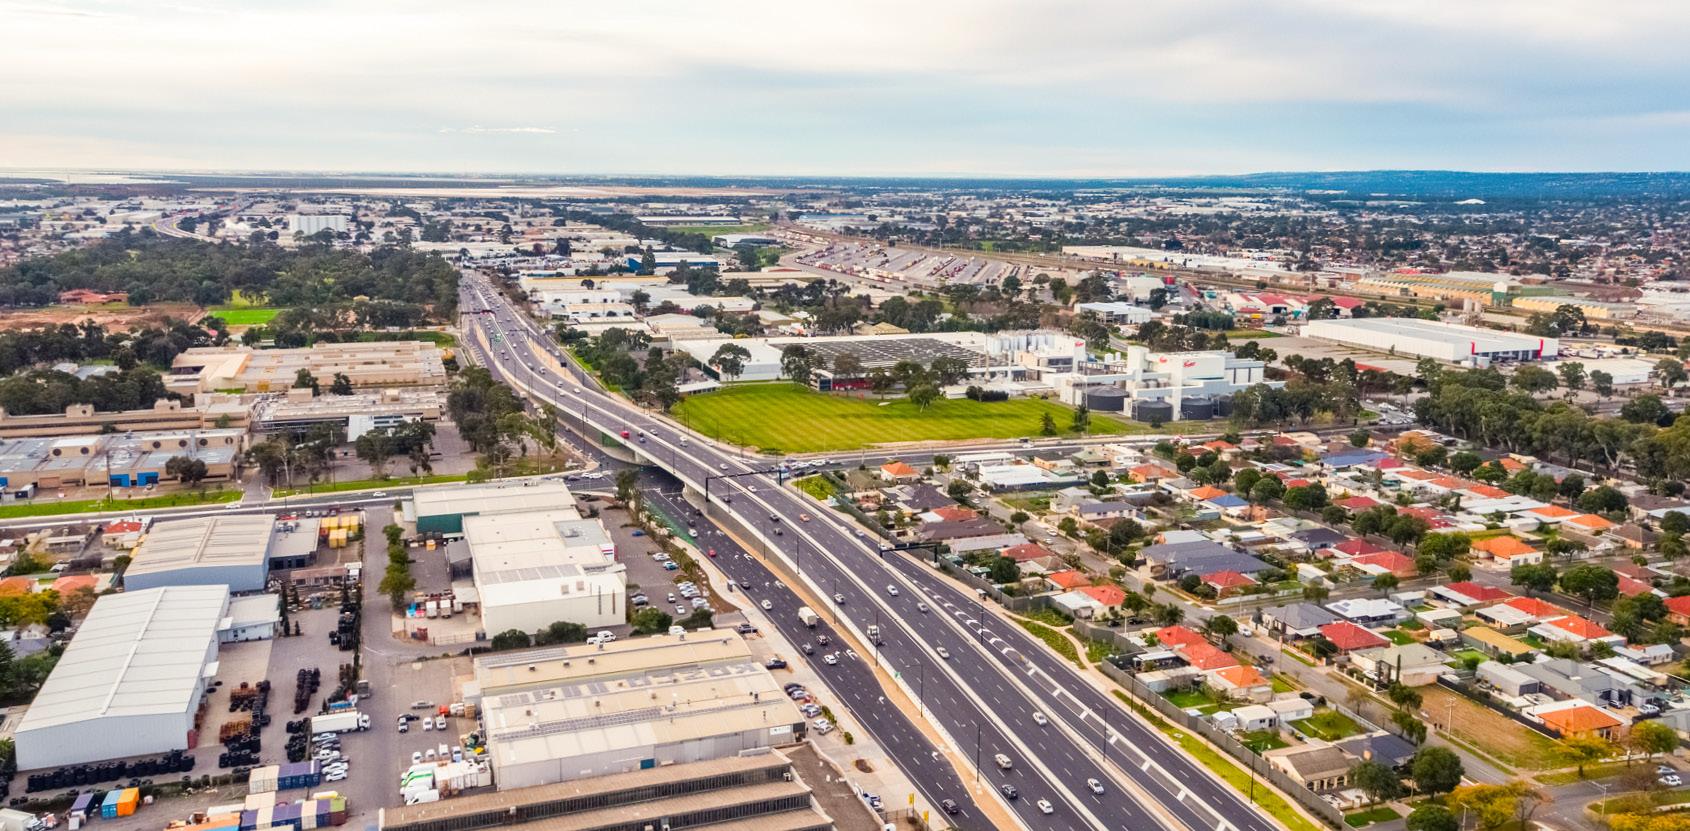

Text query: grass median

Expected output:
[1015,619,1082,666]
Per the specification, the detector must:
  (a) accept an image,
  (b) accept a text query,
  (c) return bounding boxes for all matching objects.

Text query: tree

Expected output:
[1589,369,1614,397]
[710,343,751,381]
[1349,430,1371,448]
[946,479,973,501]
[907,383,940,410]
[631,607,673,634]
[1234,467,1262,494]
[1405,805,1458,831]
[1418,532,1470,562]
[1654,358,1687,389]
[354,428,396,478]
[780,345,815,385]
[1449,782,1546,831]
[1621,394,1672,426]
[1350,759,1403,804]
[1558,361,1586,394]
[1410,746,1465,795]
[293,368,318,395]
[490,629,531,650]
[1510,562,1558,595]
[329,372,354,396]
[165,455,208,487]
[1204,614,1238,642]
[1249,476,1286,503]
[615,469,640,507]
[1072,404,1091,433]
[1511,365,1559,395]
[1560,563,1620,607]
[1629,720,1678,760]
[1371,573,1400,594]
[1283,483,1329,511]
[535,620,587,645]
[988,556,1020,584]
[1559,733,1616,778]
[1040,412,1057,436]
[1449,451,1482,474]
[1578,485,1628,514]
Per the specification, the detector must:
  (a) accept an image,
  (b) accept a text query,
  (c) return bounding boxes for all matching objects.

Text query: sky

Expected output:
[4,0,1690,177]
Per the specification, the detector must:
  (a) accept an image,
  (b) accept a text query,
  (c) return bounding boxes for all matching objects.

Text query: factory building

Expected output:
[0,398,250,440]
[1305,318,1559,365]
[167,342,448,395]
[14,586,232,769]
[252,388,441,441]
[123,514,275,593]
[410,481,577,536]
[0,428,245,496]
[1050,345,1275,421]
[465,510,623,632]
[470,634,805,790]
[289,214,350,236]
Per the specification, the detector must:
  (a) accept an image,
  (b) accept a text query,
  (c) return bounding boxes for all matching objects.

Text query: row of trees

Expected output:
[570,328,694,410]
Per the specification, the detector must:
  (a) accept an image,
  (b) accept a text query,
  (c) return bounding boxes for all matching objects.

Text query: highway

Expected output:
[457,272,1282,831]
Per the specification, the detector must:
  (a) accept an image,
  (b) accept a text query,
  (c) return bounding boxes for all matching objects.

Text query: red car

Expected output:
[707,548,717,558]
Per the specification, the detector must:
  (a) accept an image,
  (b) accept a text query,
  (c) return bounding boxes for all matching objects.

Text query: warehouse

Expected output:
[410,481,577,535]
[471,634,804,789]
[465,510,623,632]
[167,341,448,395]
[1305,318,1559,365]
[123,514,274,593]
[1571,357,1657,386]
[14,586,230,769]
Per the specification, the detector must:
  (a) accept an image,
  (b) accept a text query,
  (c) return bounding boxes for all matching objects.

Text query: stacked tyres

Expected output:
[1131,400,1173,423]
[1181,396,1215,420]
[1082,387,1128,413]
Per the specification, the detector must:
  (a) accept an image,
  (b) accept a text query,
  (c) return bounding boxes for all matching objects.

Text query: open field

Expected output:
[673,383,1161,453]
[1420,684,1568,770]
[0,302,202,331]
[668,223,769,236]
[210,306,281,326]
[1224,329,1283,339]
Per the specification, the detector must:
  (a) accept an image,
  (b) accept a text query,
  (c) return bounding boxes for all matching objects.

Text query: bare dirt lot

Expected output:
[0,303,204,331]
[1419,684,1569,771]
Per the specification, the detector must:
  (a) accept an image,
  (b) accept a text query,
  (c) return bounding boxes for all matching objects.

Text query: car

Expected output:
[223,501,243,510]
[663,561,679,571]
[800,513,811,522]
[812,718,834,735]
[675,605,689,616]
[372,491,388,497]
[666,593,677,603]
[397,720,408,733]
[766,658,787,669]
[411,700,435,710]
[823,654,839,665]
[886,585,899,596]
[1660,765,1678,775]
[774,528,783,535]
[1663,775,1684,787]
[833,592,845,603]
[1036,799,1054,815]
[324,770,347,782]
[748,485,758,493]
[801,643,814,654]
[631,595,649,606]
[1032,712,1048,726]
[707,548,717,558]
[691,597,707,608]
[735,623,758,634]
[761,599,773,611]
[940,799,960,815]
[917,602,929,613]
[719,463,729,470]
[936,646,950,659]
[799,703,822,717]
[435,716,447,730]
[1000,784,1018,800]
[1086,778,1104,795]
[816,634,831,646]
[422,719,434,731]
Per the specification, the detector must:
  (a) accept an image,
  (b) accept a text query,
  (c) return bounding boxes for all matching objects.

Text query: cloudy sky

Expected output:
[4,0,1689,177]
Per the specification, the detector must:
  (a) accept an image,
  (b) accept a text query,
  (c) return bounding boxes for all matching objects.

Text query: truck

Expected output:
[797,606,819,628]
[311,711,370,734]
[866,624,882,645]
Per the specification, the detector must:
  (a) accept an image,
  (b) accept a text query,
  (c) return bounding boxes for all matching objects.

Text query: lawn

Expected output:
[0,489,240,519]
[1015,619,1081,666]
[273,473,469,498]
[1343,806,1400,827]
[1271,674,1300,694]
[793,474,839,502]
[1419,685,1569,770]
[1224,329,1283,339]
[210,306,282,326]
[1291,710,1364,741]
[672,383,1144,453]
[1164,687,1226,714]
[1383,629,1417,645]
[1083,638,1117,664]
[1241,730,1289,752]
[1112,691,1324,831]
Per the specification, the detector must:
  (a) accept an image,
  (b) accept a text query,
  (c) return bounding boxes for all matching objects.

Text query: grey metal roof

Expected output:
[126,514,274,579]
[1263,602,1339,630]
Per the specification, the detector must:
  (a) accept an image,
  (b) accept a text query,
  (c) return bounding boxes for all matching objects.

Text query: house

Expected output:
[925,505,979,523]
[1333,538,1387,558]
[1616,643,1676,666]
[1268,745,1353,792]
[1351,643,1447,686]
[1477,661,1541,698]
[892,484,954,513]
[1335,495,1384,512]
[1266,695,1315,723]
[1336,733,1419,771]
[1348,551,1417,579]
[1202,570,1257,597]
[1002,542,1058,563]
[1045,571,1093,592]
[1325,598,1407,626]
[1209,665,1272,703]
[879,460,921,482]
[1472,603,1538,634]
[1291,527,1348,550]
[1053,584,1127,618]
[1186,485,1228,502]
[1319,621,1391,653]
[1180,641,1240,671]
[1142,541,1268,579]
[1430,582,1513,609]
[1491,596,1567,625]
[1226,703,1279,732]
[1666,595,1690,627]
[1075,501,1139,523]
[916,517,1025,553]
[1565,513,1616,534]
[1461,626,1537,660]
[1616,575,1657,598]
[1516,659,1627,707]
[1260,603,1339,640]
[1612,524,1659,550]
[1471,535,1543,566]
[1530,614,1620,647]
[1534,703,1626,740]
[101,518,149,549]
[1204,494,1251,517]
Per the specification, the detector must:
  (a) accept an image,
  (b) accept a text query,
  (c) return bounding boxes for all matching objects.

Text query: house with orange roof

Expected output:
[1497,457,1528,473]
[1045,570,1092,591]
[0,577,33,596]
[1186,485,1227,501]
[927,505,979,523]
[1179,641,1240,671]
[1155,625,1206,649]
[878,460,920,481]
[1530,613,1620,647]
[1461,484,1511,500]
[1131,463,1176,482]
[1535,704,1625,740]
[1499,596,1567,622]
[1053,584,1127,619]
[1565,513,1616,533]
[1349,550,1417,579]
[1077,585,1126,607]
[1208,664,1271,703]
[1201,570,1257,598]
[1527,505,1580,523]
[1665,595,1690,626]
[1471,535,1543,566]
[50,574,98,595]
[1395,469,1440,482]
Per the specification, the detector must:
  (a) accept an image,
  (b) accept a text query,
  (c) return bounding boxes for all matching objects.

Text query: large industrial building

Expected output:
[410,481,577,535]
[14,586,232,769]
[1305,318,1559,365]
[252,387,442,441]
[1050,345,1275,421]
[465,509,623,632]
[470,634,805,790]
[123,514,275,593]
[167,341,448,395]
[0,398,250,440]
[0,428,246,496]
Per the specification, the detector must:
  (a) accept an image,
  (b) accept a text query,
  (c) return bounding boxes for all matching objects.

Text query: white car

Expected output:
[435,716,447,730]
[1032,712,1048,726]
[886,585,899,597]
[1036,799,1054,815]
[1086,778,1104,795]
[412,751,423,764]
[422,719,434,732]
[935,646,950,660]
[823,654,839,666]
[761,599,773,611]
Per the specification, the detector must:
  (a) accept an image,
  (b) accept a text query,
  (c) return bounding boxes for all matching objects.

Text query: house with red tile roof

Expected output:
[1131,463,1177,482]
[1536,704,1625,740]
[50,574,98,595]
[1498,596,1567,621]
[1430,581,1513,607]
[1350,550,1416,578]
[1530,614,1618,645]
[1156,625,1206,649]
[1077,585,1126,607]
[1180,641,1240,671]
[1497,458,1527,473]
[1202,570,1257,597]
[1471,535,1542,565]
[1186,486,1227,501]
[1319,621,1391,652]
[1208,664,1271,702]
[1333,538,1386,557]
[927,505,979,523]
[1002,542,1057,562]
[879,460,920,481]
[1665,595,1690,626]
[1616,575,1656,598]
[1335,495,1383,511]
[1045,570,1092,591]
[0,577,33,596]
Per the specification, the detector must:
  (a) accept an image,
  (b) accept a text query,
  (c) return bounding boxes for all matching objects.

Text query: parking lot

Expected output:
[604,502,723,627]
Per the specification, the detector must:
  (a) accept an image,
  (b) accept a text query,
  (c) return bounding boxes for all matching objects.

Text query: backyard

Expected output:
[1290,709,1364,741]
[673,382,1150,453]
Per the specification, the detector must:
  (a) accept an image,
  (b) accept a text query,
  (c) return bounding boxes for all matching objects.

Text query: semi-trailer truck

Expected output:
[311,711,370,734]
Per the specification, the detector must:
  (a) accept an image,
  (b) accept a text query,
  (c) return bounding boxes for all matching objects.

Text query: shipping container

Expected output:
[115,788,139,817]
[68,795,92,822]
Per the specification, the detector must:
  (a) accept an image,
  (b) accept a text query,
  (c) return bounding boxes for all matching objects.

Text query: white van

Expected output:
[994,753,1013,770]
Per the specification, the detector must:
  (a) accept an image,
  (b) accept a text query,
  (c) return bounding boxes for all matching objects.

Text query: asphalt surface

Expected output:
[458,272,1284,831]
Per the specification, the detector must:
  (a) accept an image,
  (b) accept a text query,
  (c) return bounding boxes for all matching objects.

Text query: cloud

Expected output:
[438,126,557,135]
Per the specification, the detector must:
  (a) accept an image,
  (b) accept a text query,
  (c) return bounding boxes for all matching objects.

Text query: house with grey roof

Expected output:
[1259,603,1339,640]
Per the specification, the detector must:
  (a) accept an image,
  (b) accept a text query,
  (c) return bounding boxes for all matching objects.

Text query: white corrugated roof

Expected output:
[16,585,227,732]
[125,514,274,578]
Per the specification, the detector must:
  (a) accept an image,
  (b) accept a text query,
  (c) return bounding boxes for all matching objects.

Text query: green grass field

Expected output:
[0,489,240,519]
[672,383,1144,452]
[669,223,769,236]
[1224,329,1283,339]
[210,307,282,326]
[273,473,468,498]
[1291,710,1364,741]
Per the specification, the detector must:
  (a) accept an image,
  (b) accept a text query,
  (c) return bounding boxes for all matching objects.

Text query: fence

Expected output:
[1101,661,1348,829]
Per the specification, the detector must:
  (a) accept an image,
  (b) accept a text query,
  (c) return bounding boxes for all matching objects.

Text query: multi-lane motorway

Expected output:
[457,272,1282,831]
